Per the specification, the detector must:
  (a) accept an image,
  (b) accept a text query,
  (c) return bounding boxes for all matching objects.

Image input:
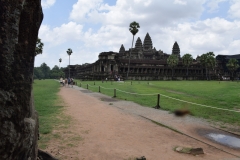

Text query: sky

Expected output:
[36,0,240,69]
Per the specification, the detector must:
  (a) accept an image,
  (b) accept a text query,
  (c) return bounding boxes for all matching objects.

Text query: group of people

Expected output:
[59,77,74,87]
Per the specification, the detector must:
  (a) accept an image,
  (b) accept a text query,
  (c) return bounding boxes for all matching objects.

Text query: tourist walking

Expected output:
[60,77,64,86]
[64,78,67,87]
[68,77,71,87]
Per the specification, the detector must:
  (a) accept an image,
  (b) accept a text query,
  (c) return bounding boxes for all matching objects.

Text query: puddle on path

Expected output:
[207,133,240,149]
[197,128,240,149]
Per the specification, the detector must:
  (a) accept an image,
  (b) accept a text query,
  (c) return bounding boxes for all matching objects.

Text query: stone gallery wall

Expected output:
[0,0,43,159]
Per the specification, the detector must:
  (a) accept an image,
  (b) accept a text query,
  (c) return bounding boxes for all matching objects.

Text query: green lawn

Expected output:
[33,79,63,148]
[76,80,240,126]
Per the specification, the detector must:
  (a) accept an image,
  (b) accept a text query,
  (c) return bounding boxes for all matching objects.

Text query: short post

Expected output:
[113,88,116,98]
[87,84,88,89]
[155,94,161,109]
[99,86,101,93]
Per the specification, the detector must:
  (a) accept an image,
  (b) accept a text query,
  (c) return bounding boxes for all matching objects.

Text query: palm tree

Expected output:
[200,52,215,80]
[167,54,179,80]
[66,48,72,78]
[59,58,62,68]
[226,58,239,81]
[35,38,44,56]
[127,21,140,80]
[182,53,193,79]
[206,52,216,80]
[200,53,208,79]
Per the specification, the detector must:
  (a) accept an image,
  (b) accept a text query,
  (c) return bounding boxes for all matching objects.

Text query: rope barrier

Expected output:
[160,94,240,113]
[77,81,240,113]
[116,89,158,96]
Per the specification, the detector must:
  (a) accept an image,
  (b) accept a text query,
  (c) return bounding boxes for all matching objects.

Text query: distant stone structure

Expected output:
[0,1,43,159]
[66,33,238,80]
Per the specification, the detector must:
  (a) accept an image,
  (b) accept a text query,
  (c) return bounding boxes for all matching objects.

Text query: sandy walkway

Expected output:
[45,85,240,160]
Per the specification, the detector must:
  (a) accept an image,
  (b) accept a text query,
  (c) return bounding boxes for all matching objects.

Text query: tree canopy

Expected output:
[35,38,44,56]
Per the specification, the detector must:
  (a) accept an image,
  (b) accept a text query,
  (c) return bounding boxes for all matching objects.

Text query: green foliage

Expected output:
[34,63,64,79]
[182,53,193,77]
[35,38,44,56]
[76,80,240,126]
[167,54,179,79]
[200,52,216,80]
[129,21,140,36]
[66,48,72,56]
[226,58,239,79]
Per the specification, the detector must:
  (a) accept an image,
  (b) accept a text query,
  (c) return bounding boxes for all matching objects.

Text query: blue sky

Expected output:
[36,0,240,68]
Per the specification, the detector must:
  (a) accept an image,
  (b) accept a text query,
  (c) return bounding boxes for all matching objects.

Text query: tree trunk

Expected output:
[69,55,70,78]
[187,67,189,80]
[0,1,43,159]
[127,35,134,80]
[205,67,208,80]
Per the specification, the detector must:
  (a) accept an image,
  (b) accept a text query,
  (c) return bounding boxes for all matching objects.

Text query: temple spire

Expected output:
[172,41,180,58]
[119,44,125,54]
[135,37,143,50]
[143,32,153,50]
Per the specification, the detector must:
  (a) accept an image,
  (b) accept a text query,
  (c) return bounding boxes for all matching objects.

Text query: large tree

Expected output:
[182,53,193,79]
[35,38,44,56]
[200,52,215,80]
[67,48,73,78]
[226,58,239,80]
[127,21,140,80]
[40,62,51,79]
[167,54,179,80]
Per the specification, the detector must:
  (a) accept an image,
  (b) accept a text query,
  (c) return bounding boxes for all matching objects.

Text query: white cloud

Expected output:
[174,0,187,5]
[228,0,240,19]
[41,0,56,9]
[70,0,204,26]
[39,22,83,46]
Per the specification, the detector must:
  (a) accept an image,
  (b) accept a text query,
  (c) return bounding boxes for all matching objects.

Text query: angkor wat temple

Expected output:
[65,33,240,80]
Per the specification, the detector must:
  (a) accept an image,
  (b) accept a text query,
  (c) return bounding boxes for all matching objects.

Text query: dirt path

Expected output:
[45,85,240,160]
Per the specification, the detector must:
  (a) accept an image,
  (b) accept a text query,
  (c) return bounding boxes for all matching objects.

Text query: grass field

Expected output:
[33,79,64,148]
[75,80,240,126]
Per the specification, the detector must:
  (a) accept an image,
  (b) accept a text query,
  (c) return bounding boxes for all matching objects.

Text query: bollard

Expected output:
[113,88,116,98]
[87,84,88,89]
[99,86,101,93]
[155,94,161,109]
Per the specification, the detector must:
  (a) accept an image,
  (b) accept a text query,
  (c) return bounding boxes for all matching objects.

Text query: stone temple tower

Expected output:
[172,41,180,58]
[135,37,143,50]
[143,33,153,50]
[119,44,125,54]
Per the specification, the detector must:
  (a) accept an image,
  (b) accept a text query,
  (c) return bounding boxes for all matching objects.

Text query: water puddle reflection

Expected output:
[207,133,240,149]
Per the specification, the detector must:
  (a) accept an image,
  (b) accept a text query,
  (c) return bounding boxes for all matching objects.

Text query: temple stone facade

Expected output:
[66,33,234,81]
